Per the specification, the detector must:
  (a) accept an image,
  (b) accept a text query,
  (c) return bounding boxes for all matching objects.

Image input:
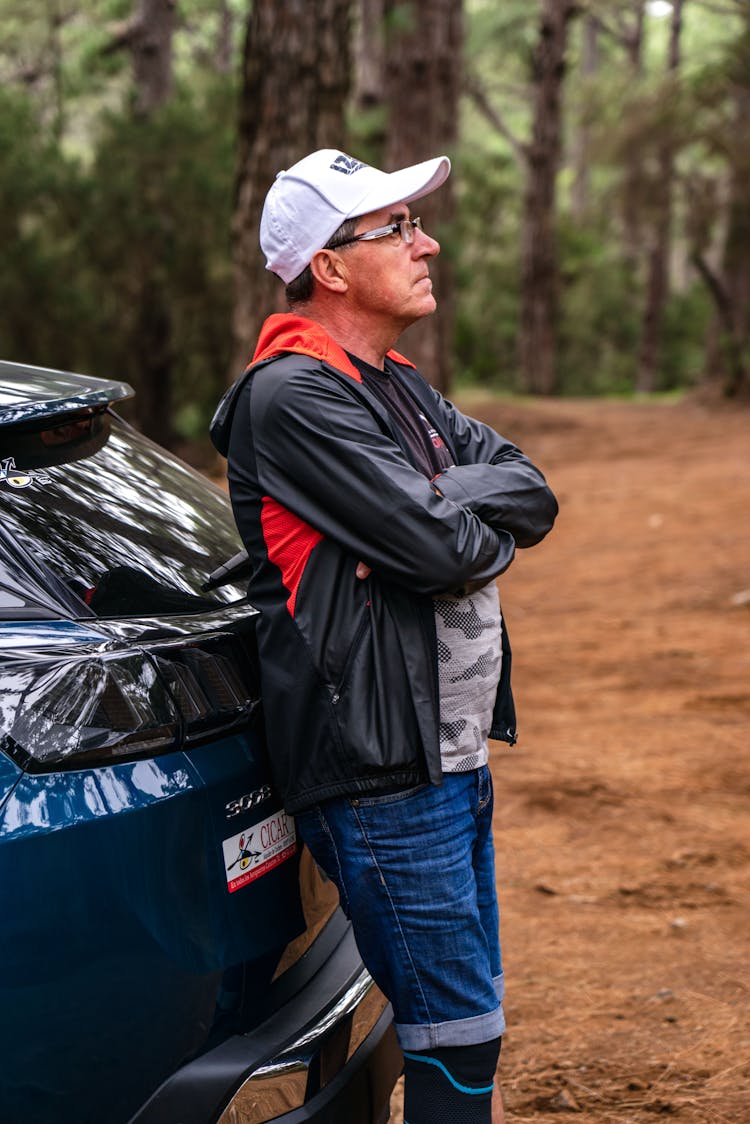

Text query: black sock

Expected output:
[402,1037,502,1124]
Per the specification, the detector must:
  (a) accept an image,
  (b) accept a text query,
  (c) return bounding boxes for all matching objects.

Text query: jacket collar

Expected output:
[251,313,416,382]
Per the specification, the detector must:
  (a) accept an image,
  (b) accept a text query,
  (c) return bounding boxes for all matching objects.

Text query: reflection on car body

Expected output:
[0,359,401,1124]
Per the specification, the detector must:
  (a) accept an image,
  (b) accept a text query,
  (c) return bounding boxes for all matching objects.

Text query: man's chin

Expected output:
[397,297,438,335]
[415,285,437,310]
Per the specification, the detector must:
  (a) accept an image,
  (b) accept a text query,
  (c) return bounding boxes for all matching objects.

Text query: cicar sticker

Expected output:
[222,810,297,893]
[0,458,52,490]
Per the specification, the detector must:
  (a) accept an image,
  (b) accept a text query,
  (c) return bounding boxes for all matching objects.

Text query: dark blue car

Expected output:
[0,361,400,1124]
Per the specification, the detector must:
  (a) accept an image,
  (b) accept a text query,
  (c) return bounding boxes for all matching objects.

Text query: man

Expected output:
[211,149,557,1124]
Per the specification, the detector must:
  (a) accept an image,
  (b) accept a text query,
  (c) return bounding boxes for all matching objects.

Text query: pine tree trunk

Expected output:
[571,14,599,221]
[48,0,65,140]
[215,0,234,74]
[131,0,175,117]
[128,0,176,445]
[721,84,750,396]
[636,0,684,393]
[519,0,577,396]
[382,0,463,395]
[230,0,353,378]
[354,0,386,117]
[621,1,646,265]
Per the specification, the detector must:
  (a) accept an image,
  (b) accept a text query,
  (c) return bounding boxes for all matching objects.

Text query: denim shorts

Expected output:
[294,765,505,1050]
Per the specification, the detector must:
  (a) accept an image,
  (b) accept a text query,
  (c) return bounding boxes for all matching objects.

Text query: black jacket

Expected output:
[211,314,558,813]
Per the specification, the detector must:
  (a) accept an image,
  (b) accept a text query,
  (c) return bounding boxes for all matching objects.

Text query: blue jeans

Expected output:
[294,765,505,1050]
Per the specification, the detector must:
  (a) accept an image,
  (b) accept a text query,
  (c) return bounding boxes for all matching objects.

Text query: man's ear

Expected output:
[310,248,349,294]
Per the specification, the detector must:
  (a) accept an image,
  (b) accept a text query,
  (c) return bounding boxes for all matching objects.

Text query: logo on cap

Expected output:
[330,154,365,176]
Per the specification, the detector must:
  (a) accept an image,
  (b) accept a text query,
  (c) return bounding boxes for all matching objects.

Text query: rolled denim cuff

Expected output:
[395,1002,506,1050]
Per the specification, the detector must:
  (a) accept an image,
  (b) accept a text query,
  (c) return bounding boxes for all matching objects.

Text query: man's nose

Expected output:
[415,226,440,257]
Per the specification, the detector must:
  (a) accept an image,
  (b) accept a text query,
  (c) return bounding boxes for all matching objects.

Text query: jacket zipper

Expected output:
[330,609,369,705]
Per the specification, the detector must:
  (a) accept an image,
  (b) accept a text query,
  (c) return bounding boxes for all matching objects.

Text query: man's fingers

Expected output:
[356,562,372,579]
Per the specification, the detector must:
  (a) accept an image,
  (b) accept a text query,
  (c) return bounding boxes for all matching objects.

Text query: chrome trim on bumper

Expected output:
[220,970,388,1123]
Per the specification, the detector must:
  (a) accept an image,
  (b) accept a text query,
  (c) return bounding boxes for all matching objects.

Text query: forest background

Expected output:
[3,8,750,1119]
[0,0,748,458]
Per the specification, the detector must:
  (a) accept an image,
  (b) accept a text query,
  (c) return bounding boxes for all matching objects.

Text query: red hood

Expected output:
[250,314,415,381]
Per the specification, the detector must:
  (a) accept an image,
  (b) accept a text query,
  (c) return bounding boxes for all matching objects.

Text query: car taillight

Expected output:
[0,652,177,769]
[151,634,256,745]
[0,633,259,772]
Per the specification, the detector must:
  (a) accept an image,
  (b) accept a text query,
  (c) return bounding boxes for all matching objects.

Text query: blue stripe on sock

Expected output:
[402,1050,495,1096]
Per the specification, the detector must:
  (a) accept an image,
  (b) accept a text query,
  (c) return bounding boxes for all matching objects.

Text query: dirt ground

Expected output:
[389,393,750,1123]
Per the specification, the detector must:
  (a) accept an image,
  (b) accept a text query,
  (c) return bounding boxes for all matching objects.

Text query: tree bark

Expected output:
[621,1,646,264]
[636,0,684,393]
[109,0,177,446]
[691,250,747,395]
[382,0,463,394]
[48,0,65,140]
[230,0,353,378]
[354,0,386,115]
[571,13,599,221]
[519,0,577,396]
[215,0,234,74]
[130,0,175,117]
[719,83,750,395]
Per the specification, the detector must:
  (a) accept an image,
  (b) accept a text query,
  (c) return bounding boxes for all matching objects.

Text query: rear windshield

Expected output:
[0,413,247,619]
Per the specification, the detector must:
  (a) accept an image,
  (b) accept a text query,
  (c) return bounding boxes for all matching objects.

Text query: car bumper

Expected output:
[129,918,402,1124]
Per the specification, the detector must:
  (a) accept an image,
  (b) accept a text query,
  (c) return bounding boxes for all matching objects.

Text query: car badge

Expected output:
[224,783,272,819]
[0,457,52,490]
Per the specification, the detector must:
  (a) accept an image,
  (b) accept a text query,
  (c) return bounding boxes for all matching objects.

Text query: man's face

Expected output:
[343,203,441,331]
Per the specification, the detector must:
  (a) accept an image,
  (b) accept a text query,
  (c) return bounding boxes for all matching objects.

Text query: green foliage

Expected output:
[453,0,750,398]
[556,220,641,396]
[76,76,238,433]
[0,0,248,442]
[384,2,418,37]
[346,102,388,165]
[452,143,522,389]
[455,2,531,390]
[1,0,748,421]
[0,88,90,369]
[0,76,237,437]
[659,285,712,391]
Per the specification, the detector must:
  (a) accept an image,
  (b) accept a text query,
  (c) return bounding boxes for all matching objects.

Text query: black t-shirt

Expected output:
[347,353,453,480]
[348,353,503,775]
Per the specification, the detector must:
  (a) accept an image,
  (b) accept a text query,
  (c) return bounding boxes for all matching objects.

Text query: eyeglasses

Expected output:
[329,217,424,249]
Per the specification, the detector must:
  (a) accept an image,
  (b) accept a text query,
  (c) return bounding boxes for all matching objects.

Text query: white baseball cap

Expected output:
[260,148,451,284]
